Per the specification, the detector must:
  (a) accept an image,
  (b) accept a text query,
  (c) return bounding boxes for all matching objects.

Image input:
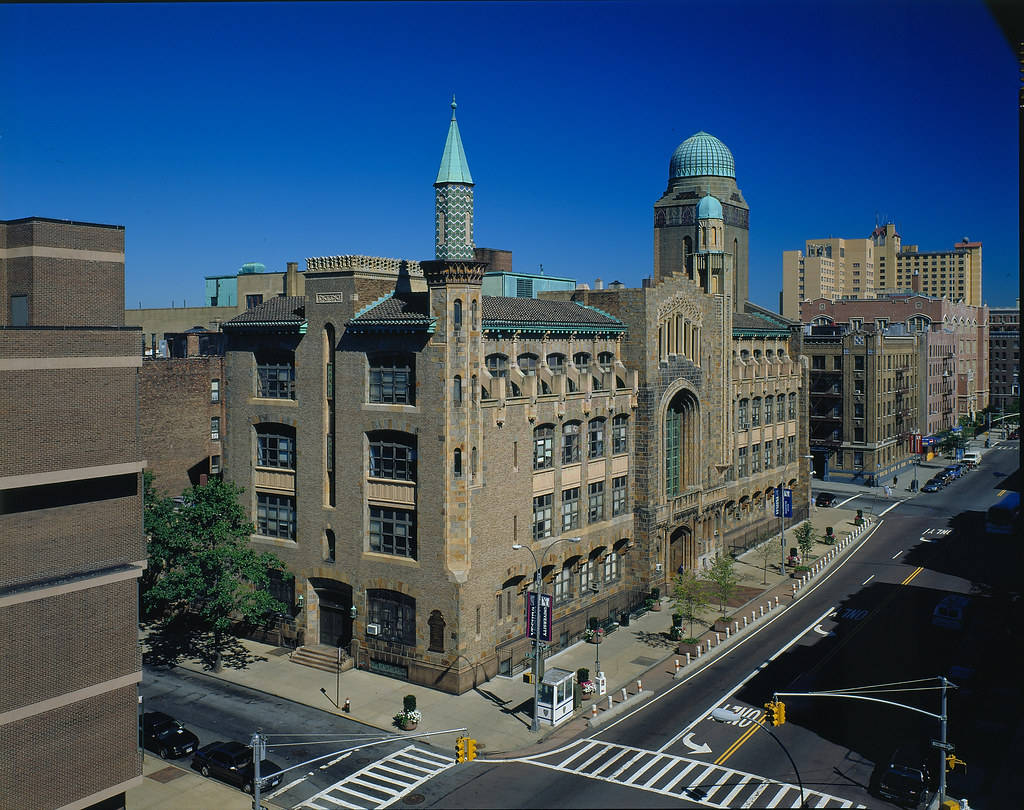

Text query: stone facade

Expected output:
[0,217,144,809]
[221,121,807,694]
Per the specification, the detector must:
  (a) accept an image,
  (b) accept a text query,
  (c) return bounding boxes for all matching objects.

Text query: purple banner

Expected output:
[526,592,553,642]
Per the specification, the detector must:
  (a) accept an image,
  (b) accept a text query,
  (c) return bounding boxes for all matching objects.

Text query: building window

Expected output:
[325,529,336,562]
[751,398,761,426]
[534,424,554,469]
[453,299,462,329]
[764,396,773,424]
[369,433,416,481]
[367,589,415,645]
[764,442,772,469]
[257,428,295,469]
[471,446,478,479]
[665,407,681,496]
[812,356,825,370]
[738,398,748,429]
[612,476,627,516]
[561,487,580,532]
[573,352,591,374]
[10,294,28,326]
[597,352,615,372]
[788,392,797,420]
[751,443,761,473]
[517,353,538,374]
[453,375,463,407]
[428,610,445,652]
[562,421,581,464]
[588,418,606,459]
[369,354,414,404]
[245,294,264,309]
[603,552,621,583]
[579,559,597,594]
[257,493,295,539]
[211,379,220,403]
[210,454,221,474]
[588,481,605,523]
[854,427,865,443]
[210,416,220,440]
[854,379,864,395]
[788,435,795,463]
[453,448,463,477]
[546,353,566,373]
[854,402,864,418]
[533,493,553,540]
[738,446,748,477]
[553,566,572,605]
[369,506,417,558]
[854,355,865,371]
[257,355,296,399]
[854,451,864,467]
[612,414,628,454]
[777,438,784,467]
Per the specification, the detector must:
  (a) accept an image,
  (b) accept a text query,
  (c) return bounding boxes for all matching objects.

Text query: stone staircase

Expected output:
[290,644,354,674]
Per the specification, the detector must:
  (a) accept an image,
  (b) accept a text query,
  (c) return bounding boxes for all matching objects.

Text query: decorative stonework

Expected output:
[315,292,346,304]
[657,293,703,324]
[305,255,424,275]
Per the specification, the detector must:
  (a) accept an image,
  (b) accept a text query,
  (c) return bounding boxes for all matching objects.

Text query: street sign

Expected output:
[930,739,954,751]
[774,486,793,518]
[526,592,553,641]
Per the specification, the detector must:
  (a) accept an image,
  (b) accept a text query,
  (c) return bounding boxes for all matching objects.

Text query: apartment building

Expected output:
[989,302,1020,413]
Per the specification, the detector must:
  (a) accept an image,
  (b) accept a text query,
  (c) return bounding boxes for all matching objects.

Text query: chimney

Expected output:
[594,278,604,290]
[285,261,299,295]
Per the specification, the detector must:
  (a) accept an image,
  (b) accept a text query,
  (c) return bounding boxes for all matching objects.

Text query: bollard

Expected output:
[621,687,627,702]
[637,679,642,692]
[675,660,681,676]
[343,698,351,713]
[760,606,764,617]
[752,610,756,623]
[743,616,748,627]
[792,584,797,596]
[716,632,721,644]
[686,652,691,665]
[726,627,731,638]
[766,602,771,612]
[591,703,598,718]
[608,695,613,710]
[734,620,739,633]
[774,596,779,607]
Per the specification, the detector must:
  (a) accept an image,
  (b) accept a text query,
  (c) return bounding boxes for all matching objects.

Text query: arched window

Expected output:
[562,421,581,464]
[453,299,463,329]
[485,353,508,376]
[546,353,566,373]
[764,396,773,424]
[256,424,296,469]
[738,398,749,429]
[788,392,797,420]
[751,397,762,427]
[517,353,538,375]
[598,352,615,372]
[367,589,415,645]
[324,529,336,563]
[368,431,416,481]
[453,375,462,406]
[428,610,445,652]
[573,352,591,373]
[368,353,415,404]
[588,417,606,459]
[454,447,463,477]
[471,299,478,329]
[471,446,478,477]
[612,414,628,454]
[533,424,554,469]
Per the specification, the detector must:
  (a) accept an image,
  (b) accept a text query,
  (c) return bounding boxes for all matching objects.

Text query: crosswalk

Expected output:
[526,739,866,809]
[294,745,453,809]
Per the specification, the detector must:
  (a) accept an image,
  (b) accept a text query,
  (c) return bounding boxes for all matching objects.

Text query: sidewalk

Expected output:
[132,753,270,809]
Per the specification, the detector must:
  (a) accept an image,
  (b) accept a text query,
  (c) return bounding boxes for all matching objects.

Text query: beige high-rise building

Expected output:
[782,223,982,318]
[781,237,875,319]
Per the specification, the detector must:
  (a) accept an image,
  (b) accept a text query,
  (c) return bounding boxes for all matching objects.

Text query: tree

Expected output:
[756,538,775,585]
[794,521,816,563]
[144,477,291,670]
[702,554,739,617]
[672,569,709,640]
[142,471,181,609]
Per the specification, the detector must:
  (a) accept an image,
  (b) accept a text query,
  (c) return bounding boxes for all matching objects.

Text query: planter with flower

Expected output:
[576,667,596,700]
[583,627,604,644]
[394,694,421,731]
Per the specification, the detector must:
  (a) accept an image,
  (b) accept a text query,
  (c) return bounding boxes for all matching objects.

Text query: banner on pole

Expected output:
[774,486,793,518]
[526,592,553,642]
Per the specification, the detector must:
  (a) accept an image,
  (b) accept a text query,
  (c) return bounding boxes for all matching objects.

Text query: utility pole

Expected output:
[938,676,949,806]
[251,731,265,810]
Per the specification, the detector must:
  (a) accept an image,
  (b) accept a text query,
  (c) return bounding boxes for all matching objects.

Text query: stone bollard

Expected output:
[774,596,779,607]
[726,627,731,638]
[675,660,681,676]
[637,679,642,692]
[608,695,613,711]
[760,606,764,617]
[752,610,757,623]
[592,703,598,718]
[734,620,740,633]
[621,687,627,702]
[766,601,771,612]
[686,652,691,665]
[743,616,748,627]
[792,584,797,596]
[716,632,721,644]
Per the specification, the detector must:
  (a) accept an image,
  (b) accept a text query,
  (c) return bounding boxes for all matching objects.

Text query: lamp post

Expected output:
[513,536,580,733]
[802,455,814,518]
[711,708,805,808]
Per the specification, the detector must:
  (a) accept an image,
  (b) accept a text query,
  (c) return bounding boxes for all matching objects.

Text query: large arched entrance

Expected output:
[664,389,700,498]
[669,525,693,575]
[309,577,353,648]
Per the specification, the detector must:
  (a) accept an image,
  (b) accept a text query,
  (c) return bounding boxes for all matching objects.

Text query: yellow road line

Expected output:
[901,566,924,585]
[715,711,766,765]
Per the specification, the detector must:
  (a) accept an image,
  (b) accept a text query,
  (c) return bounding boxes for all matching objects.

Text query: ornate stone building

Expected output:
[221,111,807,693]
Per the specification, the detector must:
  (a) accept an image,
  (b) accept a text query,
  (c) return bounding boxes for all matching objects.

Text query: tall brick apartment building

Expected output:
[1,218,145,808]
[221,110,808,693]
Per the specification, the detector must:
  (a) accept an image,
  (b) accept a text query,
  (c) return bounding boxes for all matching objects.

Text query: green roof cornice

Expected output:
[435,96,473,185]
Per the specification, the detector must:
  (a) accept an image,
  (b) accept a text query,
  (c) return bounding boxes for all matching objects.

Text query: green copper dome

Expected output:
[669,131,735,179]
[697,194,723,219]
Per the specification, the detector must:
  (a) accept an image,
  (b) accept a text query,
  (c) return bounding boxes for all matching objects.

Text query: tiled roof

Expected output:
[348,293,625,333]
[733,305,795,335]
[224,296,306,328]
[482,297,624,330]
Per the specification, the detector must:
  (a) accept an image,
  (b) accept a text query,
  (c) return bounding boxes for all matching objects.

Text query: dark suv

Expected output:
[877,746,929,807]
[815,492,838,507]
[141,711,199,759]
[192,740,282,793]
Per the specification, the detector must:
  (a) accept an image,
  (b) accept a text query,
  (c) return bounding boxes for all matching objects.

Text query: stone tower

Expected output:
[434,97,476,261]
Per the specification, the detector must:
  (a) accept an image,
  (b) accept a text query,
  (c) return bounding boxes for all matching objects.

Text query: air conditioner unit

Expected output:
[366,623,381,636]
[655,563,663,572]
[590,583,601,593]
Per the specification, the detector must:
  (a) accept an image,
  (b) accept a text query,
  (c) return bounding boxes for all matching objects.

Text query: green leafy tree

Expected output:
[672,569,709,640]
[145,478,290,670]
[702,554,739,617]
[142,471,181,610]
[794,521,816,563]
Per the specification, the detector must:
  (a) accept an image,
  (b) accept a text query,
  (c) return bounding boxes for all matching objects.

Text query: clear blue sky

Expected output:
[2,1,1018,311]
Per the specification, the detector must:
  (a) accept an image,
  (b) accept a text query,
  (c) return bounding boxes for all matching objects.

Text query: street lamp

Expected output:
[512,536,581,733]
[711,708,806,808]
[802,455,815,518]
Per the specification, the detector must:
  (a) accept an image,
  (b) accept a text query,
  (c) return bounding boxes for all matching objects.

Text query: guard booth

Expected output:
[536,668,574,727]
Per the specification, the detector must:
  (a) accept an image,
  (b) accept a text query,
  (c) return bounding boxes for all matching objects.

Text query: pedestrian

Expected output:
[893,476,898,487]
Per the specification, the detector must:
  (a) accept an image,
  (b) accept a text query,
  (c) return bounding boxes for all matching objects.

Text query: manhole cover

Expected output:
[268,647,292,657]
[630,656,658,666]
[403,794,425,805]
[146,766,186,784]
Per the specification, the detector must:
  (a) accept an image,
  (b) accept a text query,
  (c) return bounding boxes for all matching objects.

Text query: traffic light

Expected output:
[465,738,478,762]
[946,754,966,772]
[764,700,778,726]
[455,737,467,764]
[776,700,786,725]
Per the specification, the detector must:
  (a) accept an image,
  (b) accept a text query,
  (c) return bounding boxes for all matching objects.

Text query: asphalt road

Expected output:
[414,440,1020,809]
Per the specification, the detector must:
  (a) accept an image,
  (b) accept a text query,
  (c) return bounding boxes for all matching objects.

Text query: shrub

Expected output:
[577,667,590,683]
[403,694,417,713]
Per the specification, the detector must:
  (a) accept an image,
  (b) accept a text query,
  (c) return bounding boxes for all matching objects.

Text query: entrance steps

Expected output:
[290,644,354,674]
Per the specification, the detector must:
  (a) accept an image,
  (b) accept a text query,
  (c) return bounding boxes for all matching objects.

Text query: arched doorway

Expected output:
[665,388,700,498]
[309,577,353,648]
[669,525,693,575]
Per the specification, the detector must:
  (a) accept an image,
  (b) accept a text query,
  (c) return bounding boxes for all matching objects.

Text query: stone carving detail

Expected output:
[723,205,749,229]
[315,292,346,303]
[654,205,695,227]
[657,292,703,324]
[306,255,424,275]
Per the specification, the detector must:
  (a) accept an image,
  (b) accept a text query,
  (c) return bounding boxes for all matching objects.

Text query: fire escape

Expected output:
[809,366,843,452]
[894,365,914,450]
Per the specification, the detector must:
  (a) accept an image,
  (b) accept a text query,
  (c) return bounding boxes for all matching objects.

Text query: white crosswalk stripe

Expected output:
[525,739,866,809]
[294,745,453,810]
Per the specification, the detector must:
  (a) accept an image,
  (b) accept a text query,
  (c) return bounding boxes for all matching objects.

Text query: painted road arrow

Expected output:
[682,733,712,755]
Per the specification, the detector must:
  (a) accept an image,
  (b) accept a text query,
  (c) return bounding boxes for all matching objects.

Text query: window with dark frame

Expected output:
[257,430,295,468]
[612,414,628,454]
[257,492,295,539]
[369,354,414,404]
[612,475,627,516]
[588,418,605,459]
[588,481,604,523]
[369,506,417,558]
[257,356,295,399]
[369,434,416,481]
[533,493,553,540]
[562,421,581,464]
[367,589,415,645]
[533,424,554,469]
[561,486,580,532]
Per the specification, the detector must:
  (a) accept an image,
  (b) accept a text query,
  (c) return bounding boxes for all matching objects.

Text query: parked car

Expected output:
[932,594,970,630]
[141,711,199,759]
[943,464,964,479]
[815,492,838,507]
[921,481,942,493]
[961,452,981,467]
[877,746,930,807]
[192,741,283,793]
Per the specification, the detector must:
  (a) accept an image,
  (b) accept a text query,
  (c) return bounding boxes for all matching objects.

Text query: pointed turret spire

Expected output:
[435,94,473,185]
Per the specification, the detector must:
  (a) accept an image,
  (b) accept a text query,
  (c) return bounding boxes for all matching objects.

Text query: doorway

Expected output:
[310,578,353,648]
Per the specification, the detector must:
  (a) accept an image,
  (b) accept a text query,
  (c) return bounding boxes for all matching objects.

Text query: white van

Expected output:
[962,451,981,468]
[932,595,969,630]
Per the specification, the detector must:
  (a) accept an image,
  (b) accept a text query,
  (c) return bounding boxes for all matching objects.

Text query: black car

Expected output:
[141,711,199,759]
[192,740,282,793]
[815,492,838,507]
[877,746,929,807]
[921,480,942,493]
